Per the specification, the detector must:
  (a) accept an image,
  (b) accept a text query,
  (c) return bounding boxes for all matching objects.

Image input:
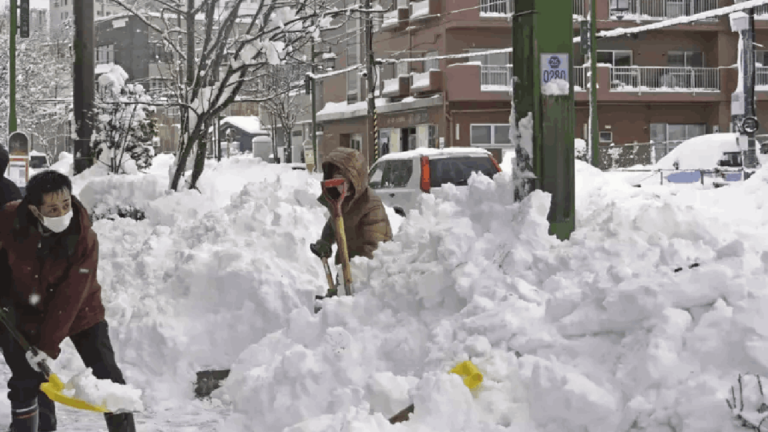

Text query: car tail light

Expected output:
[490,154,502,172]
[420,156,431,193]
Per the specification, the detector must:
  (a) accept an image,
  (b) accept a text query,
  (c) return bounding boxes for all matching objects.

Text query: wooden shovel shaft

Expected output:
[333,215,353,296]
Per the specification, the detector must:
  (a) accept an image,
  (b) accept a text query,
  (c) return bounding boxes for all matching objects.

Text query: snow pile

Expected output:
[410,0,430,18]
[574,138,587,160]
[411,71,431,90]
[541,79,569,96]
[62,368,145,413]
[383,77,401,94]
[49,152,73,176]
[220,116,262,134]
[655,133,739,170]
[203,158,768,432]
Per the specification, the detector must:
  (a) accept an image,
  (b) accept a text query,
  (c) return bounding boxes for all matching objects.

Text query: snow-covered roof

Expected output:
[317,95,443,122]
[655,133,741,170]
[375,147,491,163]
[30,150,46,157]
[220,116,262,134]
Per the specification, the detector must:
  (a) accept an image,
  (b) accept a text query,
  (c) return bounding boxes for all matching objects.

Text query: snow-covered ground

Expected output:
[6,152,768,431]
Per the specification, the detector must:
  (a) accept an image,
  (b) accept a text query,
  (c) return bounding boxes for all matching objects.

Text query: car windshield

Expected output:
[29,156,48,169]
[369,159,413,189]
[429,156,498,188]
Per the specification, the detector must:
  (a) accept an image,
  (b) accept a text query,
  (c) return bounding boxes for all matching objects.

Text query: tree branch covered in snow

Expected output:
[259,63,310,163]
[91,65,157,174]
[108,0,362,190]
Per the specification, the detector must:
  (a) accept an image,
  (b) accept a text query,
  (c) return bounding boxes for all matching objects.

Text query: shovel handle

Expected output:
[321,178,347,216]
[334,216,353,296]
[0,307,51,379]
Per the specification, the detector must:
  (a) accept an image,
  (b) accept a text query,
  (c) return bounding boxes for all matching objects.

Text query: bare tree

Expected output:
[110,0,359,191]
[260,63,309,163]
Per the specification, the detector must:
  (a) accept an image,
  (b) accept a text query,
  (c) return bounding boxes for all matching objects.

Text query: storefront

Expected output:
[378,108,443,156]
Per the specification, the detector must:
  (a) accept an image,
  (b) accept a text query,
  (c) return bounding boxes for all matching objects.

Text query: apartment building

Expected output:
[314,0,768,167]
[94,13,259,153]
[49,0,123,33]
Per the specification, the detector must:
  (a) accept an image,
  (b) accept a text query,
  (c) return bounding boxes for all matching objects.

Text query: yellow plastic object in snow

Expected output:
[450,361,484,390]
[40,373,110,413]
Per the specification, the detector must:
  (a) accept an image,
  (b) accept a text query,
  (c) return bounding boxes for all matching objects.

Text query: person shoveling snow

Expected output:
[310,148,392,298]
[0,171,138,432]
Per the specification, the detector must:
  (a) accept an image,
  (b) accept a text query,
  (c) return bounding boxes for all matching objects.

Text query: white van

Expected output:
[368,148,501,215]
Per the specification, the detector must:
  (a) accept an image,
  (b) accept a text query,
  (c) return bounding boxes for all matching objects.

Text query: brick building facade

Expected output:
[315,0,768,168]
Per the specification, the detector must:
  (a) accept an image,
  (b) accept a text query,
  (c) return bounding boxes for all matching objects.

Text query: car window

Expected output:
[429,156,498,188]
[368,162,387,189]
[387,160,413,188]
[29,156,47,169]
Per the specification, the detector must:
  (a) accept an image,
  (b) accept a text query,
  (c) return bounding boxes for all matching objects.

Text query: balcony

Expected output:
[758,5,768,19]
[410,0,440,20]
[382,8,409,31]
[479,0,510,17]
[382,76,411,98]
[610,66,720,92]
[574,65,589,91]
[480,65,511,91]
[410,69,443,94]
[609,0,719,21]
[573,0,585,17]
[757,67,768,90]
[444,63,511,102]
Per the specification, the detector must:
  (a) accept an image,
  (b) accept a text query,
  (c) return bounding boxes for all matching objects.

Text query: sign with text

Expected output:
[540,53,569,87]
[379,110,430,129]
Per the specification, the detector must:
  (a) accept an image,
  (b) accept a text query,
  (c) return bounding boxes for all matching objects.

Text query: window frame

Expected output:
[596,50,633,67]
[599,131,613,143]
[667,50,704,68]
[469,124,512,148]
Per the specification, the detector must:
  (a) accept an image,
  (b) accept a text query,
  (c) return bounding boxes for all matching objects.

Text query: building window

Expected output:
[428,125,437,148]
[292,130,303,137]
[346,70,359,103]
[350,134,362,152]
[424,51,438,71]
[651,123,706,143]
[96,44,114,65]
[396,61,409,77]
[470,124,511,147]
[599,131,613,143]
[596,50,632,66]
[667,51,703,68]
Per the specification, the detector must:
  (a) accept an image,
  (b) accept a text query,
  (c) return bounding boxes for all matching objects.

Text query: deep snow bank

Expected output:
[212,161,768,432]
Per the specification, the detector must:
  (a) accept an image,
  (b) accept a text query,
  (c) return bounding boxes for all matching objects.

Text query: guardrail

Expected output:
[480,65,511,87]
[613,167,745,186]
[574,65,588,91]
[480,0,510,15]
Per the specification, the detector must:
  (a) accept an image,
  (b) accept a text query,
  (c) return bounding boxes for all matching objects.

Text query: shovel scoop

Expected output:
[0,308,110,413]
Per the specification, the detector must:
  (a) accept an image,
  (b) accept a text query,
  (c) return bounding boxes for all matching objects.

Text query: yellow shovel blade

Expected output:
[450,360,484,390]
[39,373,110,413]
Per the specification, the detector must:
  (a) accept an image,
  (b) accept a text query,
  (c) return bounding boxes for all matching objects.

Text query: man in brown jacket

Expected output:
[0,171,135,432]
[311,148,393,296]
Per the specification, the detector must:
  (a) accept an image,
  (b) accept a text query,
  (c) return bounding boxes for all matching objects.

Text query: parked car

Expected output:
[368,148,502,215]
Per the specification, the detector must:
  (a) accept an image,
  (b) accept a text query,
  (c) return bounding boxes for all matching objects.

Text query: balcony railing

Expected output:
[480,0,510,15]
[757,67,768,88]
[573,0,585,17]
[574,65,588,91]
[609,0,719,20]
[610,66,720,92]
[480,65,511,90]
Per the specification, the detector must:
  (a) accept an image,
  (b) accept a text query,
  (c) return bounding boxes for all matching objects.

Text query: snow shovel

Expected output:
[0,307,110,413]
[388,360,484,424]
[322,178,353,296]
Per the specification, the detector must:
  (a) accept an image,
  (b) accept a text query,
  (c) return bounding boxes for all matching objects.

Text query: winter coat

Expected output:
[318,148,393,265]
[0,196,105,359]
[0,177,22,320]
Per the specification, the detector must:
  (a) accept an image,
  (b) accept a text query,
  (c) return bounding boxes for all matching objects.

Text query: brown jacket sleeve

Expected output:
[358,201,392,259]
[37,230,99,358]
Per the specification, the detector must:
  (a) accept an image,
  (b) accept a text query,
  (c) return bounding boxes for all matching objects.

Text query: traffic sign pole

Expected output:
[513,0,575,240]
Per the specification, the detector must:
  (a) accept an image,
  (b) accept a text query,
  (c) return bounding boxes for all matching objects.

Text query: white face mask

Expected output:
[42,210,74,234]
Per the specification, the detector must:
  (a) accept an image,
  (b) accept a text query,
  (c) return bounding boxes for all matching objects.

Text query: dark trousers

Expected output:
[0,321,127,430]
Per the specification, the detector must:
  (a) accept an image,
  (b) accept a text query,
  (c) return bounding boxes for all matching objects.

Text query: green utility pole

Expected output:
[310,42,319,172]
[589,0,598,166]
[512,0,575,240]
[9,0,17,133]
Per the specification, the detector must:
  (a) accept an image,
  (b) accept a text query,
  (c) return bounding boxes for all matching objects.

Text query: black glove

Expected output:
[310,240,332,259]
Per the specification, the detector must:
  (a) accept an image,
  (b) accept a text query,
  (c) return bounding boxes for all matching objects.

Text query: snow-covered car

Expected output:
[367,148,502,215]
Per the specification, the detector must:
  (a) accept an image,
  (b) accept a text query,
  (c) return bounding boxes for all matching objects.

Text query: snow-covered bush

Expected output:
[91,65,157,174]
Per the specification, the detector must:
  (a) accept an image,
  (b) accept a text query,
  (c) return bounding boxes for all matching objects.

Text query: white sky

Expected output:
[0,0,50,9]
